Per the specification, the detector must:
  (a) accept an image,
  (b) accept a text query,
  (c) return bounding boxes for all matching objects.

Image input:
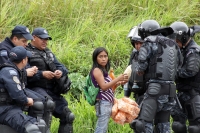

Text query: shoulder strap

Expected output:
[0,63,15,70]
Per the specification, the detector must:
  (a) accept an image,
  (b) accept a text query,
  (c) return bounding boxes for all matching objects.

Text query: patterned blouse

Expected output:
[90,69,114,103]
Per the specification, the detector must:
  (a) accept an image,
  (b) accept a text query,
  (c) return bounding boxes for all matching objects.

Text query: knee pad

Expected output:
[138,98,157,122]
[43,99,55,128]
[130,119,153,133]
[172,121,187,133]
[37,119,50,133]
[45,99,55,111]
[24,123,41,133]
[58,107,74,133]
[188,125,200,133]
[185,94,200,121]
[28,100,44,119]
[61,106,75,124]
[130,119,145,132]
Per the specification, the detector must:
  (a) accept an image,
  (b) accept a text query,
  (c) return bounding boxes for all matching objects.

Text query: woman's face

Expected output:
[97,51,108,67]
[176,39,183,48]
[135,41,143,51]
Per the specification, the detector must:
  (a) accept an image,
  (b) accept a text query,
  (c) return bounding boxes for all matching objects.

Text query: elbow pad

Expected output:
[138,47,148,63]
[186,52,200,73]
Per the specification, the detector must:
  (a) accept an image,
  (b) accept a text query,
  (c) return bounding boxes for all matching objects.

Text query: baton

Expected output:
[175,94,182,110]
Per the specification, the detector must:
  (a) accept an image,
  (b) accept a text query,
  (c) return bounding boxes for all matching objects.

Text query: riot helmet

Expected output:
[138,20,160,40]
[127,26,144,47]
[170,21,190,46]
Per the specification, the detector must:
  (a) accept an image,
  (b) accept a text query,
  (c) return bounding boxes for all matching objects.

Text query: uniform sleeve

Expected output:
[0,49,9,64]
[128,51,135,65]
[178,49,200,78]
[135,43,151,72]
[1,68,28,105]
[27,70,43,82]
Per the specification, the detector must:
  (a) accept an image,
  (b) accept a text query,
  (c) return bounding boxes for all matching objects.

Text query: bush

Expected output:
[68,73,86,101]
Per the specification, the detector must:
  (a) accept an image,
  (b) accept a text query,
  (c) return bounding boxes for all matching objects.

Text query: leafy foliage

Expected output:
[68,73,86,101]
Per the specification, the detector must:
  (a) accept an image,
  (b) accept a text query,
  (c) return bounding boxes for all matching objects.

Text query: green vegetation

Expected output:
[1,0,200,132]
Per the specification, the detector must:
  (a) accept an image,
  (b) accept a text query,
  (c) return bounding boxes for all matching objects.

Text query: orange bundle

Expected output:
[109,69,117,91]
[111,97,140,125]
[111,99,118,118]
[113,111,126,125]
[121,97,138,106]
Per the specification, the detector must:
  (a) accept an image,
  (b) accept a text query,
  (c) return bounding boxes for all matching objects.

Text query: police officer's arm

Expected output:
[178,49,200,78]
[135,44,151,74]
[128,50,135,65]
[0,49,9,64]
[1,68,28,105]
[25,63,38,77]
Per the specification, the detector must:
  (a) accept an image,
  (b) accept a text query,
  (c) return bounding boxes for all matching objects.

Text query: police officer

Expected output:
[0,25,38,77]
[130,20,181,133]
[0,46,48,133]
[125,26,148,133]
[125,25,145,107]
[170,21,200,133]
[26,27,74,133]
[0,25,46,122]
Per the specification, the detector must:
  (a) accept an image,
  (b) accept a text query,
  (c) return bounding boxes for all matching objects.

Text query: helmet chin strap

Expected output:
[182,38,191,48]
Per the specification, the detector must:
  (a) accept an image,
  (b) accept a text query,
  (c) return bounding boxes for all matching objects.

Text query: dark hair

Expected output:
[91,47,110,74]
[10,34,24,40]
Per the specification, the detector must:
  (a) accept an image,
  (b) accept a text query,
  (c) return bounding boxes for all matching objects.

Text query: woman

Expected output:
[90,47,128,133]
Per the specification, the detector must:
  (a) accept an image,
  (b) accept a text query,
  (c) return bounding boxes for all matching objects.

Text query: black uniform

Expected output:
[171,39,200,133]
[0,37,46,119]
[126,49,146,105]
[131,35,180,133]
[0,61,46,133]
[26,43,74,133]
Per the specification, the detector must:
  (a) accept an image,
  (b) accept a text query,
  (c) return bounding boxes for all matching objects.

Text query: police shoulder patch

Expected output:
[17,84,22,90]
[13,76,20,84]
[0,50,8,56]
[9,70,17,76]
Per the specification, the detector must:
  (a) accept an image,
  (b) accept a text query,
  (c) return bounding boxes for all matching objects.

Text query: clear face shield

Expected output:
[127,26,138,38]
[127,26,144,42]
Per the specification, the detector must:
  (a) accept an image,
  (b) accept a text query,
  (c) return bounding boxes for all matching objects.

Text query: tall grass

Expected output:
[1,0,200,75]
[1,0,200,132]
[49,91,133,133]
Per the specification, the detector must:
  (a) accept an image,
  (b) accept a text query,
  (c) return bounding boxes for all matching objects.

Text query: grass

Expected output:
[50,90,133,133]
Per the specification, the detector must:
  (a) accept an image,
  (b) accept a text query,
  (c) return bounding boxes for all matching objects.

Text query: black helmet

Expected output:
[170,21,190,46]
[127,26,144,47]
[138,20,160,40]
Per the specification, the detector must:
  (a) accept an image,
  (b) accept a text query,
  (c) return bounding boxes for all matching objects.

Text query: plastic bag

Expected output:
[111,99,118,118]
[111,97,140,125]
[123,65,132,79]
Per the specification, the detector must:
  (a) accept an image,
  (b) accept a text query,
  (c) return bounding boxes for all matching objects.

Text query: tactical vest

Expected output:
[145,36,179,81]
[128,50,145,93]
[26,44,57,89]
[0,63,20,104]
[177,40,200,89]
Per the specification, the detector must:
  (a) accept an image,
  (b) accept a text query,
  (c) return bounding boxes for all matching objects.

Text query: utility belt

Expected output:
[147,80,176,100]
